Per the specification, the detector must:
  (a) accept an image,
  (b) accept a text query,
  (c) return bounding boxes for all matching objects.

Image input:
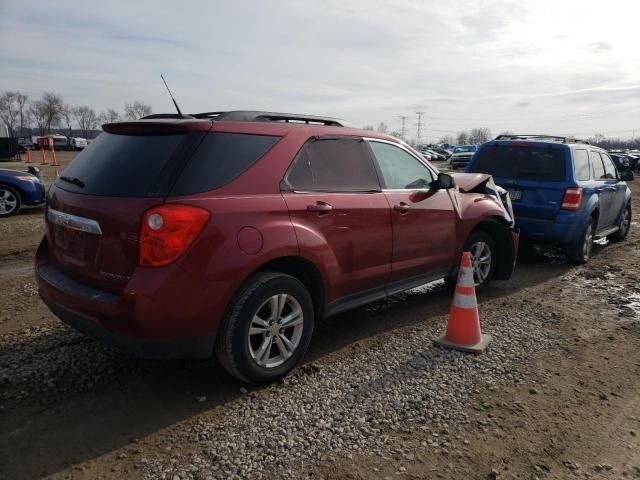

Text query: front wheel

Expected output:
[565,218,595,264]
[215,272,314,385]
[446,230,497,294]
[0,185,21,217]
[608,203,631,242]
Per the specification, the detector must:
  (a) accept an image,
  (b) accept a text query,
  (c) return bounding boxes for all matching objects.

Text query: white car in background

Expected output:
[69,137,88,150]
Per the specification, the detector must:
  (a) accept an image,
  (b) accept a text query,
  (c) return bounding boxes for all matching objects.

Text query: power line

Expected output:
[415,111,425,144]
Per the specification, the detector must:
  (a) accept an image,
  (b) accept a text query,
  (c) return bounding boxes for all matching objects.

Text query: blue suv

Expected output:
[466,135,632,264]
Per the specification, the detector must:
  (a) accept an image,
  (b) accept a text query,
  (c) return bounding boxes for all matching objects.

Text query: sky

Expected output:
[0,0,638,142]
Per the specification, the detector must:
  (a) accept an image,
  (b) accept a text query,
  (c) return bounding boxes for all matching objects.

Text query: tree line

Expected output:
[0,91,153,139]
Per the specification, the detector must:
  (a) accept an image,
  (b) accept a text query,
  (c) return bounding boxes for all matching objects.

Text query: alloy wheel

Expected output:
[247,294,304,369]
[470,241,492,286]
[0,188,18,215]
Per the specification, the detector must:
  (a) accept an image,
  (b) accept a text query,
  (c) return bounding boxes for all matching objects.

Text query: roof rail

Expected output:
[494,134,590,145]
[190,110,350,127]
[141,113,195,120]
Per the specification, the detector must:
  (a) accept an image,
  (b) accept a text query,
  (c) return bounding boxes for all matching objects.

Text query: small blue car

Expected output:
[0,167,46,217]
[466,135,632,264]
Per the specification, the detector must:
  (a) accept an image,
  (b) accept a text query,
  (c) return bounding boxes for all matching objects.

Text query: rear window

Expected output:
[469,144,566,181]
[55,131,279,197]
[171,132,279,195]
[55,132,195,197]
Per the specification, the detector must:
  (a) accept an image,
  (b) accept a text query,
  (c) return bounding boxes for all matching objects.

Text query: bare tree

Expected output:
[438,135,455,145]
[0,92,21,137]
[72,106,98,138]
[362,124,375,131]
[16,93,29,137]
[41,92,64,133]
[124,101,152,120]
[376,122,388,134]
[29,100,48,135]
[468,127,492,144]
[61,104,74,138]
[99,108,121,124]
[456,131,469,145]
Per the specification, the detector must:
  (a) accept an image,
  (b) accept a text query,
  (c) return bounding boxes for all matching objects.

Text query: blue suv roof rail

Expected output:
[494,134,590,145]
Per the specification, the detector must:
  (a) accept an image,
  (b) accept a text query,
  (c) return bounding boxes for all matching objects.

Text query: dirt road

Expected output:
[0,153,638,479]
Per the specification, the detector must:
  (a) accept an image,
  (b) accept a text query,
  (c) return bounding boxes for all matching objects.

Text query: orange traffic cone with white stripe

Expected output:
[435,251,492,353]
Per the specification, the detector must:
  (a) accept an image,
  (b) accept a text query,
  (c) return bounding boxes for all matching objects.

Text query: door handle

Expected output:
[307,202,333,214]
[393,202,411,214]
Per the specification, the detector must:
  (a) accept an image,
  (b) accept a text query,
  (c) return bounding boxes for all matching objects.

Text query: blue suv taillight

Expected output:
[561,187,583,211]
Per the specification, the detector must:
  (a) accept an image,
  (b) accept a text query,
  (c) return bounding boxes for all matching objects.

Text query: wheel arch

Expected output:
[253,256,326,320]
[469,216,516,281]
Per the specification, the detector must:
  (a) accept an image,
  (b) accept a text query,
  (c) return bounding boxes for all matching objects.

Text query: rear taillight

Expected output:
[139,204,210,267]
[561,187,583,211]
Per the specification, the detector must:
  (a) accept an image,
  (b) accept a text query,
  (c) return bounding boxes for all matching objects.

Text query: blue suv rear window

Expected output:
[469,145,566,181]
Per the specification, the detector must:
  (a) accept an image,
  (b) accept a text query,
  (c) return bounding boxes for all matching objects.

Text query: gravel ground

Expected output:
[144,293,559,479]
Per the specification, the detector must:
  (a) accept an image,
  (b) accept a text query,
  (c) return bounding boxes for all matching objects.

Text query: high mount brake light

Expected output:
[139,204,210,267]
[561,187,583,211]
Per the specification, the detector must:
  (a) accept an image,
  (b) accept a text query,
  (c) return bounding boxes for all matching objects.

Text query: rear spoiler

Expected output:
[102,122,191,135]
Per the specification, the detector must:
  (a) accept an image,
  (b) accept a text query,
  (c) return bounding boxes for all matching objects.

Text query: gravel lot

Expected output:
[0,153,639,480]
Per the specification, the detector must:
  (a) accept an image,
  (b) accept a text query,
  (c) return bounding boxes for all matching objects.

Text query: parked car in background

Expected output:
[69,137,88,150]
[36,135,69,151]
[36,110,518,384]
[0,166,45,217]
[18,137,35,153]
[450,145,478,169]
[467,135,632,264]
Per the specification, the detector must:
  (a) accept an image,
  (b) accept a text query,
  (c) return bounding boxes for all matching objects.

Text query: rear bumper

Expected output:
[35,238,219,359]
[515,211,584,244]
[41,295,215,359]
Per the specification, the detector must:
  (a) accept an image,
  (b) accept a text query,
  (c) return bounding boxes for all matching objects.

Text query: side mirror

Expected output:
[620,169,634,181]
[435,172,455,189]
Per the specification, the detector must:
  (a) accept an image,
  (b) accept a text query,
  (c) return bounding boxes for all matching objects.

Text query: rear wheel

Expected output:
[445,230,497,294]
[0,185,21,217]
[565,218,595,264]
[215,272,314,385]
[609,203,631,242]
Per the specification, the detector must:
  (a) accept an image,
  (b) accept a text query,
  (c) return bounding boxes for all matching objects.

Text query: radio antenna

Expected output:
[160,74,184,118]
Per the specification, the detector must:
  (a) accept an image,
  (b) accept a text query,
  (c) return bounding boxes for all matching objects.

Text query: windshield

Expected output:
[469,144,566,181]
[453,145,477,154]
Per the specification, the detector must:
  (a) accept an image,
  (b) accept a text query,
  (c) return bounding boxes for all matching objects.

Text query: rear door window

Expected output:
[469,144,566,181]
[573,149,591,181]
[590,151,606,179]
[171,132,279,195]
[283,137,380,192]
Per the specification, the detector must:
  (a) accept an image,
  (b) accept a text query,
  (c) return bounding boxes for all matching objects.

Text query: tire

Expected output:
[215,272,314,385]
[565,218,595,264]
[445,230,497,294]
[0,185,21,218]
[609,203,631,242]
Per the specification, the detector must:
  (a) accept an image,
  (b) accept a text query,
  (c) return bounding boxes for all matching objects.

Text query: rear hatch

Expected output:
[467,142,568,221]
[46,122,208,293]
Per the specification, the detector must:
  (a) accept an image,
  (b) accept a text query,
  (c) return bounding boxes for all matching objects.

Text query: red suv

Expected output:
[36,111,518,384]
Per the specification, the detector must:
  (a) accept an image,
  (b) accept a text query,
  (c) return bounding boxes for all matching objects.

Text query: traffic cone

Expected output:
[25,147,32,163]
[40,146,48,165]
[435,251,491,353]
[50,143,59,166]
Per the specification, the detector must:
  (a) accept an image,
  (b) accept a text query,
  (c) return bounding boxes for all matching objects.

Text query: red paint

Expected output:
[36,118,518,354]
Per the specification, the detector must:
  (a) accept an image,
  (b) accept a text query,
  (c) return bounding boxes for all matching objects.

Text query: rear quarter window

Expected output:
[171,132,279,195]
[573,149,591,181]
[469,144,566,181]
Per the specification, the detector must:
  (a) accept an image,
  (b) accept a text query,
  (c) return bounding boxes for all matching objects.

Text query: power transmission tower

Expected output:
[415,111,425,146]
[398,116,408,140]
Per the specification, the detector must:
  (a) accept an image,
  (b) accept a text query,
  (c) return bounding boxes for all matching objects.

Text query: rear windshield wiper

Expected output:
[58,175,86,188]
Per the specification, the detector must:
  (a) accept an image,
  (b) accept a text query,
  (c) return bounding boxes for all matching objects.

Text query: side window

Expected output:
[590,151,606,180]
[368,141,435,189]
[601,153,618,180]
[573,149,591,181]
[284,137,380,192]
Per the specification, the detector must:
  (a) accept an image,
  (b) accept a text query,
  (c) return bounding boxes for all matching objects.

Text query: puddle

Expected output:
[574,272,640,319]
